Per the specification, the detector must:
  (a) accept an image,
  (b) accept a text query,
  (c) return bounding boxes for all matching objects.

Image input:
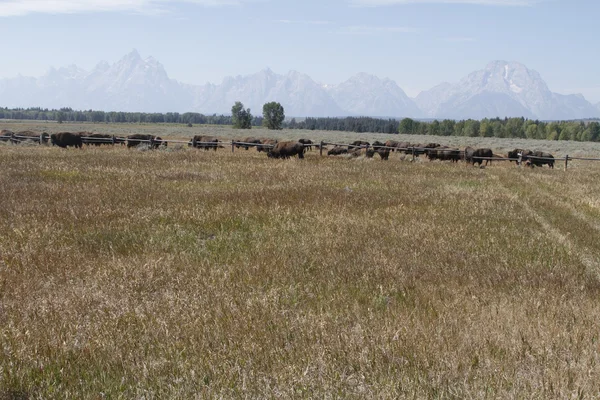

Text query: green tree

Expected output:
[479,120,494,137]
[440,119,455,136]
[588,122,600,142]
[525,123,538,139]
[463,119,480,137]
[428,120,441,136]
[231,101,252,129]
[398,118,415,134]
[546,122,561,140]
[262,102,285,130]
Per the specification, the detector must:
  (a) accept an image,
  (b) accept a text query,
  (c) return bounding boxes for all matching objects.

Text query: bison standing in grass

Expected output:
[0,129,14,142]
[235,137,262,150]
[507,149,533,165]
[527,151,554,169]
[257,138,278,152]
[298,138,314,150]
[82,133,113,146]
[374,148,390,160]
[384,140,399,151]
[191,135,220,151]
[127,134,153,148]
[12,131,49,144]
[153,136,167,149]
[350,140,370,149]
[127,134,165,149]
[372,141,385,150]
[50,132,83,149]
[466,148,493,166]
[427,147,461,163]
[267,141,305,159]
[418,143,441,157]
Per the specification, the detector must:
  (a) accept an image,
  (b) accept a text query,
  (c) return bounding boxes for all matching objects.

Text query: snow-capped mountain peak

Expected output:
[416,61,598,120]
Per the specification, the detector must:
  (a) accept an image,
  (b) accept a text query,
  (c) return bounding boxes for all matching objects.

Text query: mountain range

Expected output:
[0,50,598,120]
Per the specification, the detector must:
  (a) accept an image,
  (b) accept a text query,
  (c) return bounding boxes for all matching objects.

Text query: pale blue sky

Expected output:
[0,0,598,102]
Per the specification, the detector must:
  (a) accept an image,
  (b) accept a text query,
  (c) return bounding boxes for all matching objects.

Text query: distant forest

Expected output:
[1,107,599,142]
[289,116,600,142]
[0,107,263,127]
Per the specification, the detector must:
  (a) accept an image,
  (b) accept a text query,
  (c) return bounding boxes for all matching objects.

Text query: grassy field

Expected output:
[2,124,600,397]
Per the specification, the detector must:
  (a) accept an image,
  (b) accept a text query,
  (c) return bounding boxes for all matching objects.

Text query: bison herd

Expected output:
[1,129,557,168]
[1,129,167,149]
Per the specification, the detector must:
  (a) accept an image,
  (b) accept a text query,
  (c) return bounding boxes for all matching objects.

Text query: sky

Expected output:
[0,0,599,103]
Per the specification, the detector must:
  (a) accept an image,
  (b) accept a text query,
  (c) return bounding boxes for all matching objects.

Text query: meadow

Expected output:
[1,121,600,398]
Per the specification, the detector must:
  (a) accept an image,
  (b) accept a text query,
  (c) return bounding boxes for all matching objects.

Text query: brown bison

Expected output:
[327,146,349,156]
[235,137,262,150]
[350,140,370,149]
[153,136,167,149]
[384,140,411,153]
[398,142,413,154]
[419,143,441,156]
[427,147,461,163]
[384,140,399,151]
[127,134,153,148]
[50,132,83,148]
[374,148,390,160]
[126,134,165,149]
[267,141,305,159]
[257,138,278,152]
[507,148,532,165]
[191,135,220,151]
[526,151,554,169]
[348,148,367,157]
[464,146,475,162]
[12,131,49,144]
[385,140,411,153]
[82,133,113,146]
[348,147,390,160]
[466,148,493,166]
[0,129,14,142]
[298,138,314,150]
[372,141,385,150]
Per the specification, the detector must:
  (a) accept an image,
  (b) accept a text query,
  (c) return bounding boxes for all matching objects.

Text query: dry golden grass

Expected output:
[1,140,600,398]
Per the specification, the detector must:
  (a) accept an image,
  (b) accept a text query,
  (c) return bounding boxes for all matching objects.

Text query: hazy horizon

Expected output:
[0,0,599,103]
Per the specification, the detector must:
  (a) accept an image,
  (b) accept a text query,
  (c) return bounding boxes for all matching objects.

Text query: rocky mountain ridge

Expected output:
[0,51,598,120]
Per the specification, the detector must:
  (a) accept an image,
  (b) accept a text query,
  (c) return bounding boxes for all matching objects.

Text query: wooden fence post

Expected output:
[411,147,416,162]
[320,141,324,157]
[231,141,235,153]
[112,135,116,145]
[565,155,569,171]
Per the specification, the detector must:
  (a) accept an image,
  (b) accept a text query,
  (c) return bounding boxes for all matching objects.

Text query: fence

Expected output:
[3,133,600,170]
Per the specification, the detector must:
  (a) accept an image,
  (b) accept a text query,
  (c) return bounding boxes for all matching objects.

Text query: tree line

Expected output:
[1,106,599,142]
[0,107,263,126]
[286,117,400,134]
[286,116,600,142]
